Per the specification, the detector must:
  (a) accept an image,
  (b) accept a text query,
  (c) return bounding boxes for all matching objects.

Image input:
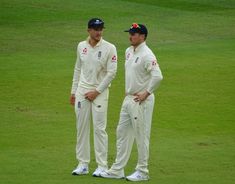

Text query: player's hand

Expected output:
[134,91,150,104]
[70,94,76,105]
[85,90,100,101]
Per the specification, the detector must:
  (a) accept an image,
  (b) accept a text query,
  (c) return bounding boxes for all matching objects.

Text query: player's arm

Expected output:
[96,45,118,93]
[146,58,163,94]
[134,55,163,103]
[70,44,81,105]
[85,45,117,101]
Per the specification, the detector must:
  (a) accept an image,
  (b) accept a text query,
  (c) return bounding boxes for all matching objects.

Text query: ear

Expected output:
[140,34,145,41]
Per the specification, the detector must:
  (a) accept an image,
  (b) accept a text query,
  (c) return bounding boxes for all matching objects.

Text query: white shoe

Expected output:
[126,170,149,181]
[92,167,107,177]
[100,170,125,179]
[72,165,89,175]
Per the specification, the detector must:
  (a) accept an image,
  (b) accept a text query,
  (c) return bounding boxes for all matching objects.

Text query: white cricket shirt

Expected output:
[71,37,117,94]
[125,42,163,95]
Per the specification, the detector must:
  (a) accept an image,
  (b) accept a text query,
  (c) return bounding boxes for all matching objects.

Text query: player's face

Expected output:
[129,33,144,46]
[88,27,103,42]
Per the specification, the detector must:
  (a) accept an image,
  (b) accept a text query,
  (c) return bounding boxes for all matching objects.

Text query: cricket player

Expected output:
[101,23,163,181]
[70,18,117,177]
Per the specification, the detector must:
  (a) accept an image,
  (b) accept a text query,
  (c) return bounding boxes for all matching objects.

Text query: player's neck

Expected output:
[133,44,139,51]
[133,41,144,51]
[89,38,100,47]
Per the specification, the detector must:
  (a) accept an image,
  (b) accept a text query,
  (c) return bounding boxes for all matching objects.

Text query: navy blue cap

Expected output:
[88,18,105,28]
[125,23,148,37]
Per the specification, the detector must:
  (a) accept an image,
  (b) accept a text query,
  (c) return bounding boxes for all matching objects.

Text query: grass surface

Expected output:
[0,0,235,184]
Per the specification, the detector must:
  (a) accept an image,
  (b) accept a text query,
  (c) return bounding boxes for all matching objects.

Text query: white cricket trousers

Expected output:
[74,86,109,169]
[109,94,155,175]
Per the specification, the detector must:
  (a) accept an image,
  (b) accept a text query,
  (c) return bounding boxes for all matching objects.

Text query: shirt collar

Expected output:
[133,41,146,53]
[86,36,103,48]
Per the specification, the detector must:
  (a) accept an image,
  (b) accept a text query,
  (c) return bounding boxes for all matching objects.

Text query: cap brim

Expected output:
[124,29,138,33]
[89,26,105,29]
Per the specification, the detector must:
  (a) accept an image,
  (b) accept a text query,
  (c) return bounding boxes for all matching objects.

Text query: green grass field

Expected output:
[1,0,235,184]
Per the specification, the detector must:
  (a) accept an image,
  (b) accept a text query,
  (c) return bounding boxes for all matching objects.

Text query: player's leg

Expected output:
[101,96,134,178]
[92,89,109,175]
[72,90,91,175]
[127,94,154,181]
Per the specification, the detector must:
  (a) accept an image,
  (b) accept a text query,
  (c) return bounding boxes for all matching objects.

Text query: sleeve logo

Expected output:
[152,60,158,66]
[111,55,117,62]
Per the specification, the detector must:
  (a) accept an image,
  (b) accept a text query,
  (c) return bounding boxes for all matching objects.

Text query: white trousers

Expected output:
[74,87,109,169]
[109,94,155,175]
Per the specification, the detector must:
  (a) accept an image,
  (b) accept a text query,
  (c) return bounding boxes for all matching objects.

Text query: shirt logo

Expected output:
[82,48,87,54]
[126,53,130,60]
[98,51,102,59]
[135,57,139,63]
[111,55,117,62]
[77,101,81,108]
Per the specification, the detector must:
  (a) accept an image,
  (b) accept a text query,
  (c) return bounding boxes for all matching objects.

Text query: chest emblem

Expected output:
[98,51,102,59]
[135,57,139,63]
[82,48,87,55]
[126,53,130,60]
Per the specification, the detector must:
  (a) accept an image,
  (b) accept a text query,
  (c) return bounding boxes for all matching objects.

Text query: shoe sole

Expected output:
[72,172,89,175]
[100,175,125,179]
[92,174,101,177]
[126,177,149,181]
